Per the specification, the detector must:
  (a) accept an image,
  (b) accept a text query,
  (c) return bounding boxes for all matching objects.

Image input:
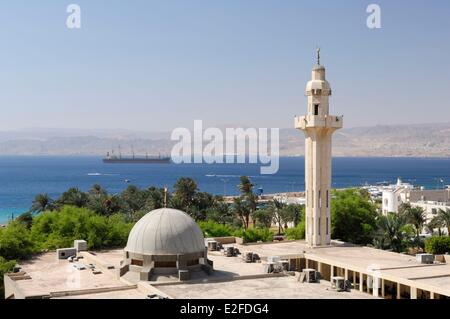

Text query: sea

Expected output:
[0,156,449,223]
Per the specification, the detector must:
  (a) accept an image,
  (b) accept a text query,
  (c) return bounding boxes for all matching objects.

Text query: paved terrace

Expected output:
[233,240,450,299]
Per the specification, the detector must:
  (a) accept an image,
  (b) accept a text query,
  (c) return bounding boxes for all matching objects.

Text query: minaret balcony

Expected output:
[295,115,343,130]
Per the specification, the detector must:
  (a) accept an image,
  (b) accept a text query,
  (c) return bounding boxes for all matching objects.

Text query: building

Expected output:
[382,179,450,215]
[295,49,343,246]
[119,208,213,281]
[381,178,414,214]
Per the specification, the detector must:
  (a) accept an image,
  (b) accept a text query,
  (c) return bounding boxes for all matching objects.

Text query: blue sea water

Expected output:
[0,156,449,223]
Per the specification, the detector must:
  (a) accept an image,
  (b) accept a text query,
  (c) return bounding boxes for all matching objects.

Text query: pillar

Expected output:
[381,279,385,298]
[373,277,379,297]
[430,292,435,300]
[359,273,364,292]
[344,269,349,281]
[305,259,309,269]
[330,265,334,278]
[410,287,417,300]
[352,271,356,287]
[397,283,401,299]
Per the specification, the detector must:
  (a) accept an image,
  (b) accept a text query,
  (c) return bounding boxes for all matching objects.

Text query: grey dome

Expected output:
[125,208,205,255]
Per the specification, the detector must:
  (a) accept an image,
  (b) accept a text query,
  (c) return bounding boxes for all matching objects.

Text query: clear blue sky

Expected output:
[0,0,449,131]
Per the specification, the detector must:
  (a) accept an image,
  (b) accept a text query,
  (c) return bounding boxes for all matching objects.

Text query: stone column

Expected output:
[397,283,401,299]
[344,269,349,281]
[359,273,364,292]
[373,277,379,297]
[410,287,417,299]
[430,292,435,299]
[381,279,385,298]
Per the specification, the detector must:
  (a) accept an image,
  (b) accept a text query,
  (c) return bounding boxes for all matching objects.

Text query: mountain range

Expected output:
[0,123,449,157]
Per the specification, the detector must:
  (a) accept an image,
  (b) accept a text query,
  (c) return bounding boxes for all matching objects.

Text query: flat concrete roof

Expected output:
[156,276,377,299]
[10,252,129,298]
[9,240,450,299]
[234,240,450,296]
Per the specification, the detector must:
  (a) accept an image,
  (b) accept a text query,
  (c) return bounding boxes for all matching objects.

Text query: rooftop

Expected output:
[6,240,450,299]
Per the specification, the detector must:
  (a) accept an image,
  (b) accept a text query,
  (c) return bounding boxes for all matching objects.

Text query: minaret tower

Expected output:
[295,49,343,247]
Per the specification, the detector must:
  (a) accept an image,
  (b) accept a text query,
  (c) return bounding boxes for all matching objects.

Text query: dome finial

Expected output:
[316,47,321,65]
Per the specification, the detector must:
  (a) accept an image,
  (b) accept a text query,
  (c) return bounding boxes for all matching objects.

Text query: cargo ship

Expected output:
[103,149,171,164]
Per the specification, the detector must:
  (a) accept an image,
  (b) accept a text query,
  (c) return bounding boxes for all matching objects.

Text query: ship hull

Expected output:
[103,158,171,164]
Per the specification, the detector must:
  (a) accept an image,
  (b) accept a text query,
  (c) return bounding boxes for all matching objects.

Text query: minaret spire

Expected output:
[316,47,321,65]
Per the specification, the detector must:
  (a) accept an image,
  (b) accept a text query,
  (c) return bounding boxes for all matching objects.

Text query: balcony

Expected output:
[295,115,344,130]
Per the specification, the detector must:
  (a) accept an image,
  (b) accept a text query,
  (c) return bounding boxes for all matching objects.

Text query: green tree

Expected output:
[331,189,378,245]
[30,206,133,250]
[374,213,410,253]
[15,212,33,229]
[30,193,55,213]
[251,209,274,228]
[120,185,148,216]
[0,222,36,260]
[173,178,198,211]
[404,206,427,250]
[238,176,254,195]
[57,188,89,208]
[426,216,444,237]
[205,202,234,225]
[437,208,450,235]
[145,187,165,210]
[232,197,251,229]
[89,184,107,196]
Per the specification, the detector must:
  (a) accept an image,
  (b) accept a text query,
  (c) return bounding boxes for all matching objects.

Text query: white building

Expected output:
[382,179,450,215]
[381,178,414,215]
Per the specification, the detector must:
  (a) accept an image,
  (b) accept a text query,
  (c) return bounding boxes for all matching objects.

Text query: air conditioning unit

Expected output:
[331,276,346,292]
[267,256,280,263]
[416,254,434,264]
[303,268,317,283]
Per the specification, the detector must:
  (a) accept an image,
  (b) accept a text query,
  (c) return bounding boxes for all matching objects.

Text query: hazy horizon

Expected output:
[1,0,450,131]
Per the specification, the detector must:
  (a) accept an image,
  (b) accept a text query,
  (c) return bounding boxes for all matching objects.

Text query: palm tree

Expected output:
[270,199,286,235]
[375,213,408,253]
[89,184,107,196]
[426,216,444,236]
[405,206,427,250]
[238,176,254,195]
[232,197,251,229]
[58,188,89,208]
[173,178,198,210]
[30,193,54,213]
[437,208,450,235]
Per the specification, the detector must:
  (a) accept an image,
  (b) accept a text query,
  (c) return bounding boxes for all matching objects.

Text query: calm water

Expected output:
[0,156,449,223]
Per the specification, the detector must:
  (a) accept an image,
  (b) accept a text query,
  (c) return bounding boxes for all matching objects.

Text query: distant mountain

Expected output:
[0,123,449,157]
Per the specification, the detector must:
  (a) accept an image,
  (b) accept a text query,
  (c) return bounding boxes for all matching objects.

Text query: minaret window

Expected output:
[314,104,320,115]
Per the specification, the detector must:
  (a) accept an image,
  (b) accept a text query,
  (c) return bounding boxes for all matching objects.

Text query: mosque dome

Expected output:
[125,208,206,256]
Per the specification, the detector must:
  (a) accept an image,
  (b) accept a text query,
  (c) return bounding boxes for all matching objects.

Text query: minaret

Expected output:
[295,49,343,247]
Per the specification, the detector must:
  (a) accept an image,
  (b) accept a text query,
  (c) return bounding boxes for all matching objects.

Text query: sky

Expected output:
[0,0,449,132]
